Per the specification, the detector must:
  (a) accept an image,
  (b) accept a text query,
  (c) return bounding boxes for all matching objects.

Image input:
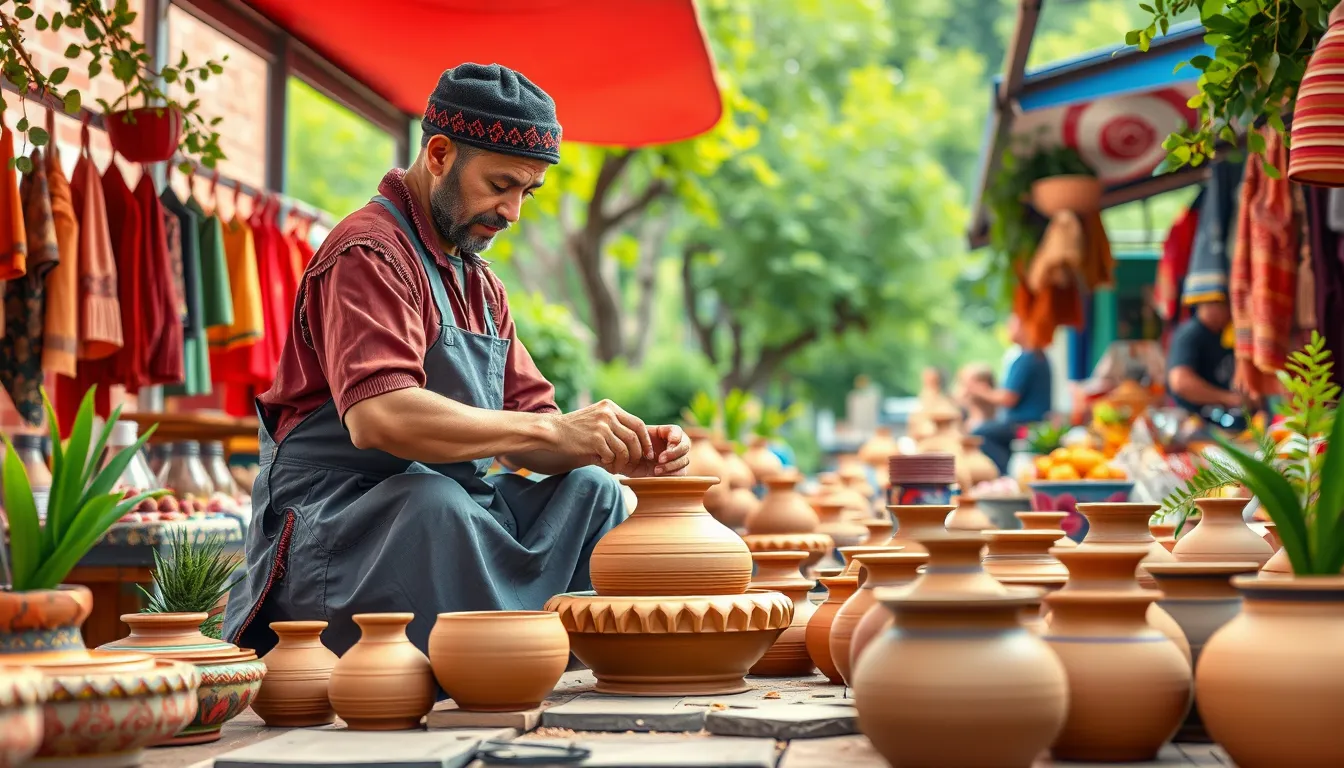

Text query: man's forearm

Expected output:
[1170,369,1236,409]
[499,448,593,476]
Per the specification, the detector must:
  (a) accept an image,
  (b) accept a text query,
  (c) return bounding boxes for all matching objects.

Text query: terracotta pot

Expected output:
[1031,174,1103,216]
[1145,562,1259,743]
[328,613,435,730]
[838,546,899,578]
[853,587,1067,768]
[1150,521,1178,552]
[0,586,94,658]
[838,462,877,501]
[717,487,759,531]
[106,107,184,163]
[862,520,893,545]
[885,505,953,553]
[742,532,834,572]
[748,552,817,676]
[1172,498,1274,567]
[251,620,338,727]
[857,427,900,468]
[805,576,858,684]
[832,552,926,685]
[818,473,870,518]
[747,471,820,535]
[429,611,568,711]
[993,576,1065,635]
[1076,502,1176,588]
[1261,545,1293,579]
[1262,521,1281,550]
[684,427,731,516]
[742,437,783,483]
[1197,576,1344,768]
[590,477,751,596]
[813,499,867,548]
[946,494,992,532]
[982,530,1069,581]
[713,439,756,490]
[1044,546,1193,762]
[959,436,1000,487]
[1015,510,1076,548]
[547,591,791,696]
[909,533,1009,597]
[0,666,43,768]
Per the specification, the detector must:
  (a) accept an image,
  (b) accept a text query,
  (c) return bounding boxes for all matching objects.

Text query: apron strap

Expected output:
[372,195,455,329]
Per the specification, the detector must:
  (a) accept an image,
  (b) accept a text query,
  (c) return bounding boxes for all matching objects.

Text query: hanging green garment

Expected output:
[186,196,233,328]
[161,187,211,396]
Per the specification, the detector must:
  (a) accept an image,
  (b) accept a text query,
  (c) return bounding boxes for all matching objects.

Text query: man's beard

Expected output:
[429,161,509,254]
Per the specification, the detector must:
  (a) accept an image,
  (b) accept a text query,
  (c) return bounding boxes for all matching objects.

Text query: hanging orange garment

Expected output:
[1013,262,1083,351]
[41,138,78,378]
[1080,211,1115,289]
[0,123,26,284]
[209,216,264,380]
[70,134,122,360]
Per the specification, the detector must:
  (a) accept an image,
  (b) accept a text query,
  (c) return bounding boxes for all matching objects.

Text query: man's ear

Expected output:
[424,134,458,175]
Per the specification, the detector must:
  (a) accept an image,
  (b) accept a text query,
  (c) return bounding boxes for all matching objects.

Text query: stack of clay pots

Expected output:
[742,470,834,570]
[547,477,792,695]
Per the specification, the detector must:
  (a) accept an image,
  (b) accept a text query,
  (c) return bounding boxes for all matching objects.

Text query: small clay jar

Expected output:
[885,505,953,553]
[862,520,893,546]
[684,427,731,514]
[982,530,1069,582]
[813,499,867,548]
[946,494,992,532]
[805,576,858,684]
[717,487,760,532]
[1044,547,1193,762]
[1016,510,1077,549]
[252,621,339,727]
[831,552,927,685]
[748,471,820,535]
[1172,498,1274,567]
[908,534,1008,597]
[838,546,897,578]
[743,437,783,483]
[590,477,752,596]
[749,551,817,677]
[959,436,1000,487]
[1076,502,1176,587]
[713,439,756,490]
[1150,521,1178,552]
[328,613,435,730]
[428,611,569,711]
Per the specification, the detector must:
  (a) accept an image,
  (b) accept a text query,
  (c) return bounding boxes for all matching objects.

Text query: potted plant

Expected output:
[0,387,161,656]
[137,527,242,640]
[1192,331,1344,766]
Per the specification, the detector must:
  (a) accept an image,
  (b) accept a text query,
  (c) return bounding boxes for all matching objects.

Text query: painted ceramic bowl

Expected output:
[173,657,267,745]
[1028,481,1134,542]
[0,666,44,768]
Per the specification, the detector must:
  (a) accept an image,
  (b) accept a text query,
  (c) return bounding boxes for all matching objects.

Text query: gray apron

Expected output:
[222,195,624,658]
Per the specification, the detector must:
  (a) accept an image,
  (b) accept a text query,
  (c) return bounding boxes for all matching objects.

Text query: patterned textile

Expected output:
[0,149,58,425]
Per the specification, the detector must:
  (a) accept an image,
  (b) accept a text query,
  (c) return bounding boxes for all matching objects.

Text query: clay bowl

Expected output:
[0,666,44,767]
[428,611,569,711]
[545,590,792,696]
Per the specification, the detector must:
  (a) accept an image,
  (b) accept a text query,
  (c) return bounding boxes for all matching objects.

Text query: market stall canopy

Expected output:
[968,21,1213,248]
[242,0,722,146]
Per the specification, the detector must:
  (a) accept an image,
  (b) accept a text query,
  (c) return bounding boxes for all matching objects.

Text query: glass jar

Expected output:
[201,441,239,497]
[147,443,170,478]
[102,420,159,492]
[157,441,216,499]
[4,434,51,521]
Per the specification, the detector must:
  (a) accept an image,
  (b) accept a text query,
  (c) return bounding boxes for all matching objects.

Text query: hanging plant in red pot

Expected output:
[105,106,183,163]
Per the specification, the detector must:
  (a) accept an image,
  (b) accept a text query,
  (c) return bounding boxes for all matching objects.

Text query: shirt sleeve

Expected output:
[304,244,428,418]
[1003,354,1032,396]
[488,275,560,415]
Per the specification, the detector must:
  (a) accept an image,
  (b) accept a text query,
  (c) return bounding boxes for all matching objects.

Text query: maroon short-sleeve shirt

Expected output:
[258,170,559,443]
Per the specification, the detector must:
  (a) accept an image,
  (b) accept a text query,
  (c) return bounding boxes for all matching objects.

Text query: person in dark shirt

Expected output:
[1166,299,1239,420]
[970,315,1055,473]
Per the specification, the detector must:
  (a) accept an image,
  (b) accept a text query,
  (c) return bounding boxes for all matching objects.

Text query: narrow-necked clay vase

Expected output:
[805,576,858,684]
[813,499,867,548]
[684,427,731,515]
[590,477,751,596]
[838,546,899,578]
[946,494,992,531]
[959,436,1000,486]
[748,551,817,677]
[328,613,435,730]
[1076,502,1176,588]
[713,438,756,490]
[862,519,893,546]
[743,436,784,483]
[832,552,927,685]
[252,621,338,727]
[885,505,953,553]
[853,586,1067,768]
[1150,521,1178,552]
[748,471,820,535]
[1145,562,1259,743]
[1016,510,1077,548]
[1044,546,1193,762]
[1172,498,1274,567]
[429,611,568,711]
[983,530,1070,582]
[908,533,1009,597]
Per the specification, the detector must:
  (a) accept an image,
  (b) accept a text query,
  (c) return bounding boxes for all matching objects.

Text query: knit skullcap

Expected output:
[421,63,562,164]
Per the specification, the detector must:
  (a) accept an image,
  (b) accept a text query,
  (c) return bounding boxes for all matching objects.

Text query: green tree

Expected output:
[285,78,396,219]
[507,292,594,412]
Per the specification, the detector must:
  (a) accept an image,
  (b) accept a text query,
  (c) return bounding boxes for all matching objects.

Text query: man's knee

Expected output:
[562,464,622,503]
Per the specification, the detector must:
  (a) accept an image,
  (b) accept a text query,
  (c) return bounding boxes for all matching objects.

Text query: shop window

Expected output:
[285,78,395,219]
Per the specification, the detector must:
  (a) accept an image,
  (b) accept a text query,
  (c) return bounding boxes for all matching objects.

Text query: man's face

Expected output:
[1198,301,1231,330]
[427,140,548,254]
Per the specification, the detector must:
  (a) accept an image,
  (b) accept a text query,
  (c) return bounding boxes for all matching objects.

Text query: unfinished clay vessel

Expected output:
[813,498,867,548]
[429,611,568,711]
[946,494,992,531]
[1044,546,1193,762]
[0,665,43,768]
[832,552,927,685]
[684,427,731,515]
[982,530,1069,581]
[886,505,953,553]
[743,437,783,483]
[1076,502,1176,587]
[1016,510,1077,548]
[853,587,1067,768]
[862,520,893,545]
[714,438,756,490]
[748,471,820,535]
[251,621,338,727]
[748,551,817,676]
[590,477,751,596]
[1172,498,1274,567]
[805,576,858,684]
[328,613,435,730]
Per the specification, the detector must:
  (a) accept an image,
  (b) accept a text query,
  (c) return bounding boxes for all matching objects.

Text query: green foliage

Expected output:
[285,79,396,220]
[138,528,241,639]
[1,387,163,591]
[591,346,719,427]
[508,291,593,412]
[753,401,805,440]
[1025,419,1070,455]
[721,389,753,443]
[683,391,720,430]
[1131,0,1341,175]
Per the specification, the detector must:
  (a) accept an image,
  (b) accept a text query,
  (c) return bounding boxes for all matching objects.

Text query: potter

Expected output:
[224,64,692,661]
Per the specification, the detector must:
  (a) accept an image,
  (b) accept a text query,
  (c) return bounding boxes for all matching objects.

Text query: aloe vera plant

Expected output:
[720,389,753,444]
[682,390,720,431]
[1,386,162,591]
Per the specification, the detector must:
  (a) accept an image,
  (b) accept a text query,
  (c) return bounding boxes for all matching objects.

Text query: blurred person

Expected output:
[1166,299,1241,422]
[968,314,1054,473]
[955,363,997,431]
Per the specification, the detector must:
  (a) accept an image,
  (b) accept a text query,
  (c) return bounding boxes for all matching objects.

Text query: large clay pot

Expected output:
[805,576,858,684]
[1044,546,1192,762]
[0,586,94,659]
[328,613,435,730]
[813,499,866,548]
[1197,576,1344,768]
[1015,510,1076,549]
[853,587,1067,768]
[684,427,731,515]
[714,439,755,490]
[1076,502,1176,588]
[1145,562,1259,743]
[748,471,820,535]
[848,554,930,668]
[590,477,751,596]
[428,611,568,711]
[886,505,953,553]
[946,494,992,532]
[982,531,1069,581]
[1172,498,1274,567]
[251,621,338,727]
[743,437,783,483]
[862,520,893,545]
[1031,174,1102,216]
[0,666,43,768]
[748,551,817,676]
[831,552,926,686]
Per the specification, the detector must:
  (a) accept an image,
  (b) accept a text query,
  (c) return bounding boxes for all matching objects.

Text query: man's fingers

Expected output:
[610,421,644,472]
[657,453,691,476]
[614,408,654,460]
[659,425,690,462]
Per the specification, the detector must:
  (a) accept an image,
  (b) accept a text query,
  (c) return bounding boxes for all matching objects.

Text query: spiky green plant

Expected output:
[1025,420,1068,455]
[683,390,720,431]
[138,528,242,639]
[752,401,804,440]
[721,389,753,444]
[1,386,162,591]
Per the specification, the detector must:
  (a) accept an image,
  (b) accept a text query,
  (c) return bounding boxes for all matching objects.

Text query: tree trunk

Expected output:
[627,217,669,365]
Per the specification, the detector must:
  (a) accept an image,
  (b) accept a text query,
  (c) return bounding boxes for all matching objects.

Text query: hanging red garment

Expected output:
[101,160,149,392]
[1155,203,1200,325]
[250,197,289,384]
[135,174,185,386]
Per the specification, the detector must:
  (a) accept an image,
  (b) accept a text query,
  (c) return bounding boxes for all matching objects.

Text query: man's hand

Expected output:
[625,425,693,478]
[552,399,653,474]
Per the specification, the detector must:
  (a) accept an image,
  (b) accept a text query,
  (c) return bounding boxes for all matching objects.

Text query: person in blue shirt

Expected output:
[968,315,1054,473]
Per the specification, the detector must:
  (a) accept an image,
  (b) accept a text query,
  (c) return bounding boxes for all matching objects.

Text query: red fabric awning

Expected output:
[242,0,723,147]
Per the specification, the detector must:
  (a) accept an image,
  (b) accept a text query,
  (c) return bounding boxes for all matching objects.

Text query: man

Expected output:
[223,64,691,658]
[1166,299,1240,422]
[969,315,1054,473]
